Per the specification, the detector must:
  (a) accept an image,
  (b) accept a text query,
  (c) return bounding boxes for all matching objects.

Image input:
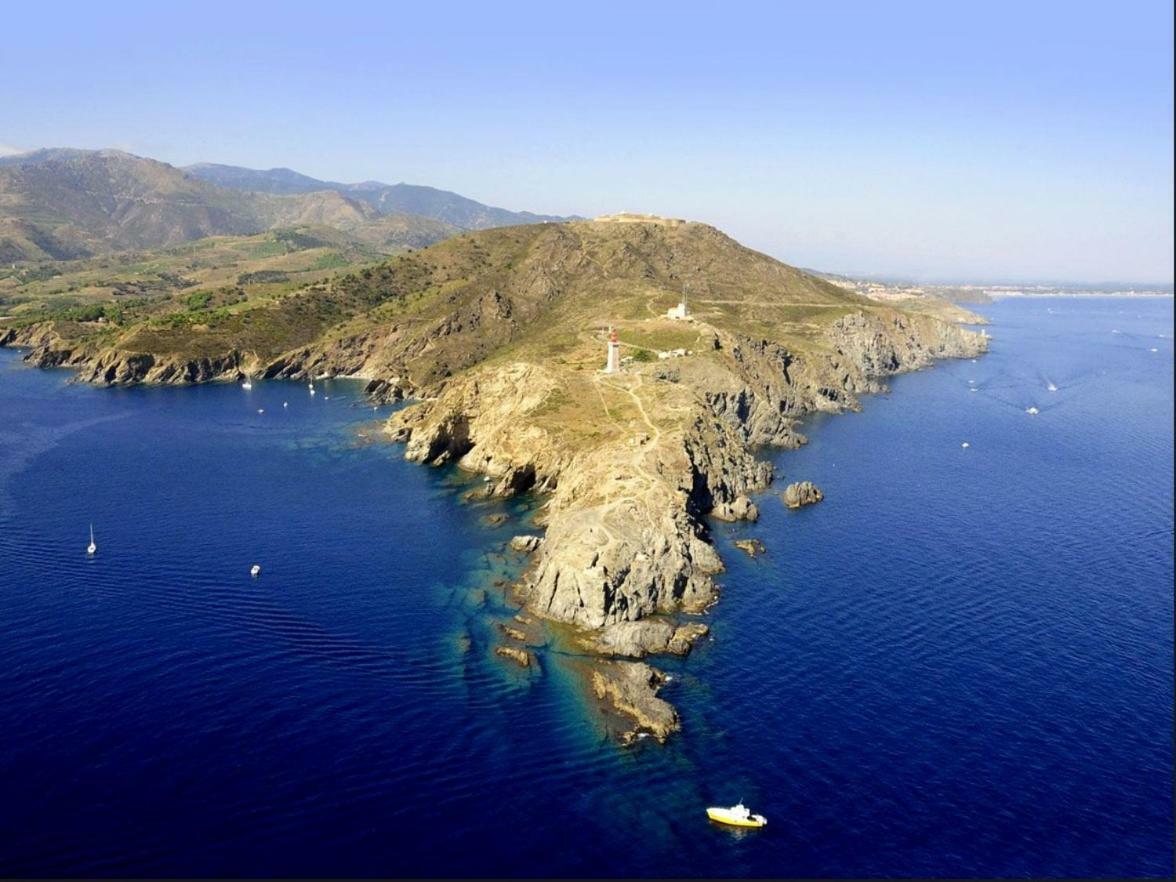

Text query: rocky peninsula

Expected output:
[0,215,987,741]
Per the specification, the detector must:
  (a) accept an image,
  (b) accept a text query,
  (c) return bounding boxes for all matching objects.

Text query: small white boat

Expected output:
[250,564,261,577]
[706,802,766,828]
[242,378,253,390]
[86,524,97,556]
[283,401,289,408]
[258,408,265,414]
[1047,383,1058,392]
[1026,406,1039,415]
[961,442,971,449]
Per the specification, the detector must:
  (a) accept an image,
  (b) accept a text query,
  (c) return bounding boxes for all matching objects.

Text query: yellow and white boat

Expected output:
[706,802,767,828]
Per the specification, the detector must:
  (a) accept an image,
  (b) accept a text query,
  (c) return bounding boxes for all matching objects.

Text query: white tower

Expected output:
[667,282,690,320]
[605,326,621,373]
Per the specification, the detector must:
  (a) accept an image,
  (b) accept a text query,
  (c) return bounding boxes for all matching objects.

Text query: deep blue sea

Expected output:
[0,297,1172,878]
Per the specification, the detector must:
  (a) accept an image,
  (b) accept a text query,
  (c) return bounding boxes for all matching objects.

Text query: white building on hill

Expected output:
[666,284,690,320]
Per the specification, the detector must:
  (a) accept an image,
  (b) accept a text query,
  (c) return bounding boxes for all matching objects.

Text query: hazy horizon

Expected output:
[3,0,1172,284]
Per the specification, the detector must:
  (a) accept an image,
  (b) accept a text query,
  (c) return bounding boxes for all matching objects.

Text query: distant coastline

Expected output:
[986,290,1174,298]
[809,271,1174,306]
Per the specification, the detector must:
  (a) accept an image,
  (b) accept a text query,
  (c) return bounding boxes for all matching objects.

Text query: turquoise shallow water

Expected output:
[0,297,1172,877]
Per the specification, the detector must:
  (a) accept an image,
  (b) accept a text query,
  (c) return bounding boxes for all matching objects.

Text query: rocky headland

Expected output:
[1,216,987,742]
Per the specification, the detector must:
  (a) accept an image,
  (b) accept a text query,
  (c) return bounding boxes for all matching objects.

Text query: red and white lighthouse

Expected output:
[605,326,621,373]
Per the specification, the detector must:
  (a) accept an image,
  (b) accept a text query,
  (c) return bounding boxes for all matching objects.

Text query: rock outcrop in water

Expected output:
[1,216,987,743]
[783,481,824,509]
[590,660,679,744]
[735,538,767,557]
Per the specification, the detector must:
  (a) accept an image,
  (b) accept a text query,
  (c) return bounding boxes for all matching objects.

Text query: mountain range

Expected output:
[184,162,572,230]
[0,148,573,262]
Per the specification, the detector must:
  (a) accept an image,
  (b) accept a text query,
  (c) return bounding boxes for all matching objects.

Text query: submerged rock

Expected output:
[499,624,527,642]
[495,646,532,668]
[783,481,824,509]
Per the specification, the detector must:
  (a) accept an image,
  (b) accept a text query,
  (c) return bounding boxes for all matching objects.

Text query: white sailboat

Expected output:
[241,376,253,390]
[250,564,261,577]
[87,524,97,556]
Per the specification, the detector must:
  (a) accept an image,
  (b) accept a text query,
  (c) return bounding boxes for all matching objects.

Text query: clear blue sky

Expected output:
[2,0,1172,283]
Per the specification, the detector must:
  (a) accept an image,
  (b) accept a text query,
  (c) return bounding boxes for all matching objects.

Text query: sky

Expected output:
[2,0,1172,283]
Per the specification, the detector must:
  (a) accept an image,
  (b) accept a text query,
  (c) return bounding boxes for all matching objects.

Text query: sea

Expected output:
[0,297,1171,877]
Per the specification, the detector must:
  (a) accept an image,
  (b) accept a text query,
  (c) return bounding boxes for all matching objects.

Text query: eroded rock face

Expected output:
[581,619,709,658]
[0,323,254,386]
[712,494,759,522]
[783,481,824,509]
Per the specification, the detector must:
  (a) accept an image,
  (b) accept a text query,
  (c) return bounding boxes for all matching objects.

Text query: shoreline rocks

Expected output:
[508,534,543,554]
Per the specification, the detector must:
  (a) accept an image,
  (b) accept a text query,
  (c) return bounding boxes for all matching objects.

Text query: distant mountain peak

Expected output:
[182,162,576,230]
